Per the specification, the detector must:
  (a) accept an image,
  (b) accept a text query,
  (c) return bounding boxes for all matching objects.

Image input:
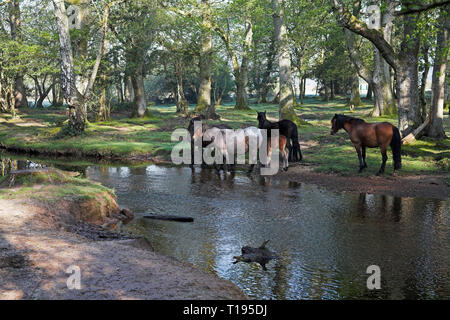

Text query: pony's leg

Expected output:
[377,146,388,175]
[355,144,365,173]
[286,139,293,162]
[362,146,368,168]
[248,164,255,174]
[190,140,195,167]
[282,147,289,171]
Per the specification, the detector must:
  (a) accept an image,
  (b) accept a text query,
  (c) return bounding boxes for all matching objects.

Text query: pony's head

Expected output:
[188,114,206,134]
[330,114,342,135]
[257,111,267,126]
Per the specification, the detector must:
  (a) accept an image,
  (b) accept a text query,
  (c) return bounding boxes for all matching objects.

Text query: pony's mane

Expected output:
[335,114,365,127]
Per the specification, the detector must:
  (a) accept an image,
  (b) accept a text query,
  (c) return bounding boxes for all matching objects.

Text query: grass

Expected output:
[0,96,449,176]
[0,168,115,202]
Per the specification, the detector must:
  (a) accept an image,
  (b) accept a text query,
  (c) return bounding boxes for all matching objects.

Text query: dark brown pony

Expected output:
[330,114,402,175]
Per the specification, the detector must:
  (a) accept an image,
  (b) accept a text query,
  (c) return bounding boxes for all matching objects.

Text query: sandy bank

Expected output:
[0,173,247,300]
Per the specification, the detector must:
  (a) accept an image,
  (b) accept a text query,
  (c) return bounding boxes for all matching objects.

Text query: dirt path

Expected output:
[272,164,450,200]
[0,199,247,300]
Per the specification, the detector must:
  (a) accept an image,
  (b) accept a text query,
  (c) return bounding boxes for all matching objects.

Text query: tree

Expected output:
[331,0,426,136]
[343,1,395,116]
[52,0,113,134]
[272,0,299,123]
[8,0,28,108]
[427,10,448,138]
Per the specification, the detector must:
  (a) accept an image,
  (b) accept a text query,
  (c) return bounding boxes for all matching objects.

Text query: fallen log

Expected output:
[143,215,194,223]
[402,118,430,145]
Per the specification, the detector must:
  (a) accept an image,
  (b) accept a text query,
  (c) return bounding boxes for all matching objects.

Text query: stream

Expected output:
[1,153,449,299]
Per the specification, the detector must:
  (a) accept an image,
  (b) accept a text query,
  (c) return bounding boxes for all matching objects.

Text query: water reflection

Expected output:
[87,165,449,300]
[1,152,448,299]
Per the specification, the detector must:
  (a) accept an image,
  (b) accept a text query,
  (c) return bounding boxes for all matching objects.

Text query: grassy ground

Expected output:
[0,97,448,176]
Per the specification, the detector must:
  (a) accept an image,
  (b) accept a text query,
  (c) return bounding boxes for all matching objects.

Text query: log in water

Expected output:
[143,215,194,223]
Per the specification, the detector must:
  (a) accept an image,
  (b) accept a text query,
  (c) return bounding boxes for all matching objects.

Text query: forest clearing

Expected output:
[1,0,449,304]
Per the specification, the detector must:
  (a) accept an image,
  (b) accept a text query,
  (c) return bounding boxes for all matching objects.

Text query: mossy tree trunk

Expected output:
[349,74,362,106]
[53,0,112,134]
[195,0,216,118]
[272,0,299,124]
[8,0,28,108]
[426,14,448,139]
[175,60,188,115]
[131,61,146,117]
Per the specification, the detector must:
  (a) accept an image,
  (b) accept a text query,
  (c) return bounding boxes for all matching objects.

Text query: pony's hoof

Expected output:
[376,171,384,176]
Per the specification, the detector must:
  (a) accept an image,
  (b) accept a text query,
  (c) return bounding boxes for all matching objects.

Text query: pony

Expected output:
[257,111,302,162]
[187,115,232,167]
[330,114,402,175]
[266,134,289,172]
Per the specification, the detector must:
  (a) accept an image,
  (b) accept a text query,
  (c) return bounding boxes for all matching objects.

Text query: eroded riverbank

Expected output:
[0,169,247,300]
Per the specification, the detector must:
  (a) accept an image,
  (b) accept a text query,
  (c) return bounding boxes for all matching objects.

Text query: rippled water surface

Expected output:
[1,154,449,299]
[87,165,449,300]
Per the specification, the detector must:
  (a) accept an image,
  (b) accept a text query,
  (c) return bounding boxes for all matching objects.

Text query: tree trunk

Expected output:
[52,0,86,134]
[258,37,275,104]
[371,45,396,116]
[195,0,216,118]
[8,0,28,108]
[419,46,430,122]
[366,83,372,100]
[131,62,146,117]
[272,0,298,123]
[396,14,421,135]
[426,15,448,139]
[323,82,330,101]
[349,74,362,106]
[234,19,252,110]
[175,61,188,114]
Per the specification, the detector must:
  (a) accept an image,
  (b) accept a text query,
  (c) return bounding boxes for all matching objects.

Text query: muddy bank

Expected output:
[0,171,247,300]
[272,164,450,200]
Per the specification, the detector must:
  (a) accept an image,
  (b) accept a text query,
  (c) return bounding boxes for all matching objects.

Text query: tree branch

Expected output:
[394,0,450,16]
[331,0,397,70]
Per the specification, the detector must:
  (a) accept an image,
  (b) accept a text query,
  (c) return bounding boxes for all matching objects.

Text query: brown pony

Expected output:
[266,134,289,172]
[330,114,401,175]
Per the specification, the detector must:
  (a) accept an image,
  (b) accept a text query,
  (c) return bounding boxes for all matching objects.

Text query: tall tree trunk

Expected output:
[175,61,188,114]
[366,83,373,100]
[419,46,430,122]
[131,62,146,117]
[52,0,86,133]
[195,0,216,118]
[396,14,421,135]
[426,14,448,139]
[258,37,275,104]
[8,0,28,108]
[272,0,298,123]
[371,2,396,116]
[234,19,252,110]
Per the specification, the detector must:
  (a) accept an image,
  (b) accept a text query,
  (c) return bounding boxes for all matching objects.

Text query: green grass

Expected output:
[0,169,114,202]
[0,97,449,176]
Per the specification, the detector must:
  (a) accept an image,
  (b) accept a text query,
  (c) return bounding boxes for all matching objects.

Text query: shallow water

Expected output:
[1,154,449,299]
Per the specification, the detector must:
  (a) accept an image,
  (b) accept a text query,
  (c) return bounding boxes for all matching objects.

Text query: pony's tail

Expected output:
[390,126,402,170]
[291,126,303,162]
